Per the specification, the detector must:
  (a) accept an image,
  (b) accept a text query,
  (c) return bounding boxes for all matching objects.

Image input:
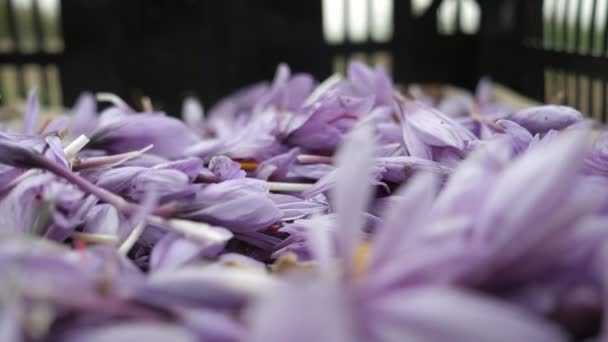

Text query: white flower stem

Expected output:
[118,221,146,255]
[96,92,130,110]
[141,96,153,112]
[63,134,90,160]
[297,154,333,164]
[71,232,119,244]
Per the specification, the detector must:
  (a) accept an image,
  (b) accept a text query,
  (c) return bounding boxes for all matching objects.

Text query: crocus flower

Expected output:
[346,61,395,108]
[88,110,200,159]
[207,155,246,181]
[175,178,282,232]
[21,88,40,135]
[286,94,375,152]
[584,131,608,177]
[0,172,93,241]
[3,67,608,341]
[510,105,583,134]
[254,147,300,181]
[398,99,477,164]
[248,125,567,341]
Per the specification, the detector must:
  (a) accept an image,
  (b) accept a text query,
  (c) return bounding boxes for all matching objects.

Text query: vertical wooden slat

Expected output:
[567,72,578,108]
[22,63,42,102]
[0,64,19,105]
[12,0,38,53]
[578,74,590,115]
[333,55,346,75]
[593,0,608,55]
[38,0,63,53]
[0,0,15,52]
[45,64,61,108]
[372,51,393,76]
[592,78,603,121]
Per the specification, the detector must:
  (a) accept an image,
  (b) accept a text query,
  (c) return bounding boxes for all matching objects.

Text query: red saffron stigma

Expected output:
[74,239,88,264]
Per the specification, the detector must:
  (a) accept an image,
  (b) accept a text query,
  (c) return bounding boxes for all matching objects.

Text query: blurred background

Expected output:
[0,0,606,121]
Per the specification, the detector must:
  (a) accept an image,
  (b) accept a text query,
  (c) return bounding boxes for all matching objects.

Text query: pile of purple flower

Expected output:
[1,62,607,341]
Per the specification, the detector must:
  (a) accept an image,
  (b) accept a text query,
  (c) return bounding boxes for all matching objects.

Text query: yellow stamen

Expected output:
[272,252,315,275]
[239,161,259,171]
[353,240,371,279]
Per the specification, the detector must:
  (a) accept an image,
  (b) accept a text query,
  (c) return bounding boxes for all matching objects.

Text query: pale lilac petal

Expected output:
[476,77,493,106]
[150,229,230,270]
[497,119,533,154]
[154,157,202,182]
[183,139,225,159]
[179,193,280,232]
[474,126,590,266]
[62,323,197,342]
[289,163,334,180]
[255,147,300,181]
[137,266,274,309]
[402,122,433,159]
[208,155,246,181]
[287,95,374,151]
[69,92,98,137]
[90,113,200,158]
[22,88,40,135]
[0,173,53,234]
[270,193,328,221]
[375,156,452,183]
[369,172,438,271]
[0,138,47,168]
[584,132,608,177]
[437,92,474,118]
[180,309,244,342]
[366,287,567,342]
[405,103,477,151]
[44,135,69,168]
[81,204,125,237]
[511,105,583,134]
[248,280,354,342]
[433,138,512,218]
[42,116,70,134]
[332,124,375,270]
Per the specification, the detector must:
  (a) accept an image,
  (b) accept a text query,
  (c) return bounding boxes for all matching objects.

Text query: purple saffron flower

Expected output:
[346,61,395,108]
[175,178,282,232]
[134,263,274,310]
[254,63,315,112]
[510,105,583,134]
[0,173,91,241]
[286,95,375,152]
[208,155,246,181]
[149,226,232,270]
[270,193,328,221]
[584,131,608,177]
[68,92,98,138]
[255,147,300,181]
[398,100,477,162]
[22,88,40,135]
[248,125,567,341]
[60,322,198,342]
[89,111,200,158]
[497,119,534,154]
